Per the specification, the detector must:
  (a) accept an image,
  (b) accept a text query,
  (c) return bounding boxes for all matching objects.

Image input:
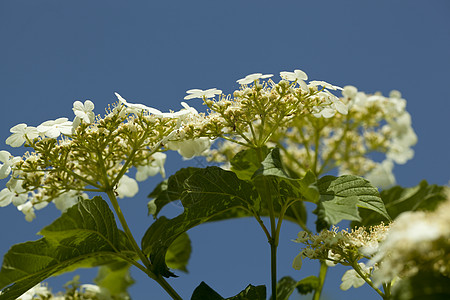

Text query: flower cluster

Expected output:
[7,281,115,300]
[0,68,417,221]
[0,96,198,220]
[292,224,391,271]
[370,190,450,285]
[198,71,416,186]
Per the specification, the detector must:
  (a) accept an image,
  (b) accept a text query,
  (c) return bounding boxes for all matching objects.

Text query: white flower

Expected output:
[17,201,36,222]
[184,88,222,100]
[236,73,273,85]
[18,283,51,300]
[340,263,370,290]
[136,152,167,181]
[313,92,348,118]
[5,123,39,147]
[342,85,358,99]
[168,137,211,159]
[53,191,85,212]
[115,92,164,116]
[292,251,304,270]
[80,284,112,300]
[116,175,139,199]
[72,100,95,123]
[37,118,73,138]
[0,187,27,207]
[364,159,396,189]
[0,188,13,207]
[279,69,308,91]
[308,80,343,91]
[0,151,21,179]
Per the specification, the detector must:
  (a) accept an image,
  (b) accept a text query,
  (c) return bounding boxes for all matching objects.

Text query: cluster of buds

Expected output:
[292,224,391,270]
[202,72,416,187]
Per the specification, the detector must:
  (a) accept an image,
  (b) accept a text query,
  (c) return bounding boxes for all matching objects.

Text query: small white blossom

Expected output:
[136,152,167,181]
[5,123,39,147]
[17,201,36,222]
[80,284,112,300]
[340,263,370,290]
[309,80,343,91]
[18,283,51,300]
[365,159,396,189]
[168,137,211,159]
[116,175,139,199]
[53,191,86,212]
[280,69,308,91]
[115,92,164,116]
[236,73,273,85]
[72,100,95,123]
[37,118,73,138]
[184,88,222,100]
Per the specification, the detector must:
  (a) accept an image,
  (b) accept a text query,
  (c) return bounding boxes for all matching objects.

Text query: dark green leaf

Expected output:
[270,276,298,300]
[142,167,258,278]
[148,167,201,218]
[391,270,450,300]
[226,284,266,300]
[252,147,289,179]
[353,180,448,227]
[94,261,134,298]
[0,197,134,300]
[252,149,319,205]
[166,232,191,272]
[191,282,224,300]
[296,276,319,295]
[315,175,389,231]
[230,147,268,180]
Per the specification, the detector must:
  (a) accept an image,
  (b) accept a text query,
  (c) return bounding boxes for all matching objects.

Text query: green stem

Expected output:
[255,148,278,300]
[106,189,152,269]
[106,190,183,300]
[313,261,328,300]
[351,261,385,299]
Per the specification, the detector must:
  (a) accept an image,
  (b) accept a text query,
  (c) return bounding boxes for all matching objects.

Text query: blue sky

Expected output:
[1,1,449,299]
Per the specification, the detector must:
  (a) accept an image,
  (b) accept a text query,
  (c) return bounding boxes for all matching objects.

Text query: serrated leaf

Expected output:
[147,167,201,218]
[94,261,134,298]
[230,147,268,180]
[270,276,297,300]
[226,284,266,300]
[191,282,224,300]
[166,232,191,272]
[142,167,258,278]
[252,149,319,205]
[315,175,390,231]
[296,276,319,295]
[0,197,134,299]
[353,180,448,227]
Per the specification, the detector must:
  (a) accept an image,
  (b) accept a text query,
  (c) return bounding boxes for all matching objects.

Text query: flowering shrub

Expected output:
[0,69,448,300]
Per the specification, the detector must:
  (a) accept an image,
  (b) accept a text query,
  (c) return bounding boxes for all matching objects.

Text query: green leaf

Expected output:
[142,167,258,278]
[0,197,134,299]
[226,284,266,300]
[148,167,201,218]
[230,147,268,180]
[391,270,450,300]
[94,261,134,298]
[314,175,390,231]
[191,282,224,300]
[190,282,266,300]
[270,276,298,300]
[353,180,448,227]
[296,276,319,295]
[166,232,191,273]
[252,148,319,205]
